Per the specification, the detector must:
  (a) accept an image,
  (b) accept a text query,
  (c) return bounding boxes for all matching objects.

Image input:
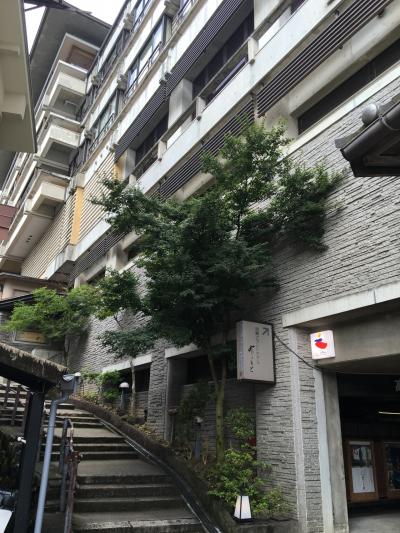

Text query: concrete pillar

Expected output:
[167,79,193,146]
[262,96,298,138]
[115,148,135,181]
[168,79,193,127]
[314,369,334,533]
[106,242,128,271]
[288,328,307,532]
[323,373,349,533]
[164,357,188,441]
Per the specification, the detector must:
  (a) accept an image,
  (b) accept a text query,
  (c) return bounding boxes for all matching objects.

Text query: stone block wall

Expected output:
[251,77,400,532]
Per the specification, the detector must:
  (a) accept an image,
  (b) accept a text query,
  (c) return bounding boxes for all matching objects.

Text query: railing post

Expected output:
[11,385,21,426]
[21,391,31,434]
[3,379,10,407]
[64,451,81,533]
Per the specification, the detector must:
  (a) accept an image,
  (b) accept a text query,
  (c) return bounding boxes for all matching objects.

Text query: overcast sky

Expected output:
[25,1,126,50]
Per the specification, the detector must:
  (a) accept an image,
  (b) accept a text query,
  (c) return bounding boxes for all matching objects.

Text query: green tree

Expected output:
[94,269,155,414]
[93,122,341,461]
[2,286,98,365]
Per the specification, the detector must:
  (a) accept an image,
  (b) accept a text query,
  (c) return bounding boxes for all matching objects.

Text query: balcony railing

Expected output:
[69,146,86,177]
[77,0,154,123]
[123,42,163,106]
[172,0,198,32]
[87,113,115,158]
[134,146,159,178]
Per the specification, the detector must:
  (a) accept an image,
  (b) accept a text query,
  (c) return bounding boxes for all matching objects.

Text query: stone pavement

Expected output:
[349,508,400,533]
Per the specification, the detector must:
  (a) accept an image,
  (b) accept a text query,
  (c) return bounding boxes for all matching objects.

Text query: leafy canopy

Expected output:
[94,122,341,359]
[2,286,98,342]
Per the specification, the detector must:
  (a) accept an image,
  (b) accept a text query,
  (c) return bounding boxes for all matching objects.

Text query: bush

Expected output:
[175,381,210,452]
[80,391,100,404]
[225,407,255,445]
[207,448,288,517]
[103,389,119,404]
[81,369,121,406]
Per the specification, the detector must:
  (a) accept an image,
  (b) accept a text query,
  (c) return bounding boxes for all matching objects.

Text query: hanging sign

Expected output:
[236,321,274,383]
[310,330,335,360]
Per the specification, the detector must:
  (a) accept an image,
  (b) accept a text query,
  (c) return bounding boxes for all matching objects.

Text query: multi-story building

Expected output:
[2,0,400,531]
[0,4,109,352]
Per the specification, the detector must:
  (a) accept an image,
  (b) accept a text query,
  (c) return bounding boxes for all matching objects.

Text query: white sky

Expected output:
[25,1,126,50]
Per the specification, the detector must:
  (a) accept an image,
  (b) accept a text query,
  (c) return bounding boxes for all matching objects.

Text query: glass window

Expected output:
[134,0,144,22]
[96,94,116,136]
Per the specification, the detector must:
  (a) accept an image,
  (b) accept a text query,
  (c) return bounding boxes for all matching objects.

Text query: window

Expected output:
[87,269,106,285]
[98,31,129,83]
[135,368,150,392]
[67,46,95,70]
[94,93,117,139]
[133,0,151,24]
[192,12,254,102]
[291,0,306,14]
[135,113,168,166]
[125,19,167,99]
[87,93,118,157]
[298,38,400,133]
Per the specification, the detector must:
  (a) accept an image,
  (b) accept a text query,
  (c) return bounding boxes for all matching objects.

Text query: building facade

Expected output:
[1,1,400,532]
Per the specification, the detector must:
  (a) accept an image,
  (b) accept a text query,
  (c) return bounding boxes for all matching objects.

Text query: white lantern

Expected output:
[234,495,252,522]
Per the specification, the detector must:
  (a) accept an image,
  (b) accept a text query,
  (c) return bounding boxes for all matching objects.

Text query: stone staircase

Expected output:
[0,383,206,532]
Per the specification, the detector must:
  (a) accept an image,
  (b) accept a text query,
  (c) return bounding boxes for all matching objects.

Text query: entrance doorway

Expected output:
[338,373,400,531]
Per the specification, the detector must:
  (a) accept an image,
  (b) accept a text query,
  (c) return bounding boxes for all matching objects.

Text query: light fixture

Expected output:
[379,411,400,416]
[234,495,252,522]
[119,382,130,412]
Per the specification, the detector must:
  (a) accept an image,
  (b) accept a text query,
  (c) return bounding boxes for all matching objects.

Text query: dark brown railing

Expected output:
[58,418,82,533]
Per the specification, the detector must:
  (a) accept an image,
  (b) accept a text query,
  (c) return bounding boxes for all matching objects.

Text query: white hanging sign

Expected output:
[310,330,335,360]
[237,321,274,383]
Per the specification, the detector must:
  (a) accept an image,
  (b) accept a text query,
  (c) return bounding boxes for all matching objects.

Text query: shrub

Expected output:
[225,407,255,445]
[175,381,210,451]
[207,448,288,517]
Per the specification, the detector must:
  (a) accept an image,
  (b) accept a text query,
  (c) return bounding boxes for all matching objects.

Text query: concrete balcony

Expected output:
[0,171,69,263]
[36,113,81,173]
[28,181,66,212]
[43,61,86,116]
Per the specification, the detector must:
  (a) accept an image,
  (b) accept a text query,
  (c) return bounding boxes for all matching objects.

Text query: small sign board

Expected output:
[310,330,335,360]
[237,321,274,383]
[14,330,46,344]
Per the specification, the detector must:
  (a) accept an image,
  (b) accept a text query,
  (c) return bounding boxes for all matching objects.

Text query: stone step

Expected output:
[73,518,203,532]
[78,474,170,486]
[43,450,139,461]
[54,435,125,444]
[43,443,133,453]
[74,496,183,513]
[76,483,179,499]
[44,402,76,410]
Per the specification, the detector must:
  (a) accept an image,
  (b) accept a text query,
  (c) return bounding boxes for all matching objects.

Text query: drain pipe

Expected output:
[34,374,80,533]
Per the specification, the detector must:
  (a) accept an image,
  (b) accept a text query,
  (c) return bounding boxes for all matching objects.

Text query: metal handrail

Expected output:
[0,380,30,427]
[172,0,198,32]
[58,418,82,533]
